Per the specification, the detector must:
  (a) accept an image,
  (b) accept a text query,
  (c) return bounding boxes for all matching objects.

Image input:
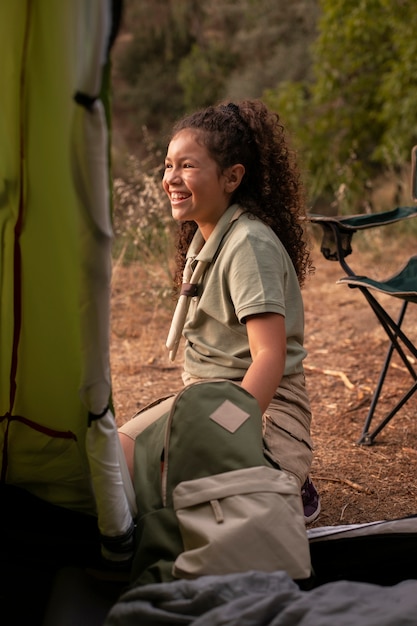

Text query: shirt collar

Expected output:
[187,204,244,263]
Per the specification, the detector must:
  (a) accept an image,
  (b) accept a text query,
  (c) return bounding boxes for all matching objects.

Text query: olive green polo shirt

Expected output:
[182,204,307,382]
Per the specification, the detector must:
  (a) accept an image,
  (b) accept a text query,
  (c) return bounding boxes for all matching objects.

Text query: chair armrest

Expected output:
[307,206,417,265]
[309,205,417,230]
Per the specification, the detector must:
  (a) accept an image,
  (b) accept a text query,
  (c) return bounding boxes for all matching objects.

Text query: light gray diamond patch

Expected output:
[209,400,250,433]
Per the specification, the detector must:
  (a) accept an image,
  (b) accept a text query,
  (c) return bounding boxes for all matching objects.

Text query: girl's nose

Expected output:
[164,168,181,185]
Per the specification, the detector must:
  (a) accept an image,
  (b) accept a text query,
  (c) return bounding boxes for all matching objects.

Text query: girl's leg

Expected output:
[118,432,136,482]
[263,372,313,487]
[263,372,320,523]
[118,396,175,481]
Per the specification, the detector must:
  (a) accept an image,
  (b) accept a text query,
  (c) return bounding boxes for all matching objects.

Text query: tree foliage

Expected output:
[115,0,319,145]
[268,0,417,209]
[116,0,198,137]
[114,0,417,208]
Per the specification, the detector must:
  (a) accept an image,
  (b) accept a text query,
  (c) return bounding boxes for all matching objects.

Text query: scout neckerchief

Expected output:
[166,205,244,361]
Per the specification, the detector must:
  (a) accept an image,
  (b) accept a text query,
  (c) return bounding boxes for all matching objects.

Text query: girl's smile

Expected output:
[162,129,243,239]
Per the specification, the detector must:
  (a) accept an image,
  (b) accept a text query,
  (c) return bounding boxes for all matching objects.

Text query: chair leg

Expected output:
[359,380,417,445]
[357,341,396,445]
[356,299,417,445]
[364,299,417,374]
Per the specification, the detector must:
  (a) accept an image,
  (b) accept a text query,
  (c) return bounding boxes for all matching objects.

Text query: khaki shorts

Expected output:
[263,372,312,488]
[119,373,312,488]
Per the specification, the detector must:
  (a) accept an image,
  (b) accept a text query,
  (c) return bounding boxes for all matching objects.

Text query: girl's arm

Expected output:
[242,312,286,413]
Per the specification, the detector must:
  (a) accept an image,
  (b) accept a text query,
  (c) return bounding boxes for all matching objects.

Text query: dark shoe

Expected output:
[301,477,321,524]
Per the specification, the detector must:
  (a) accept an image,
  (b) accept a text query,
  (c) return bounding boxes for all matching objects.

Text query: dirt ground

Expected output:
[110,232,417,529]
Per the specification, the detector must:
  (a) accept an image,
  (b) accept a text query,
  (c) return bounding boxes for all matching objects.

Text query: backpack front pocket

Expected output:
[172,465,311,581]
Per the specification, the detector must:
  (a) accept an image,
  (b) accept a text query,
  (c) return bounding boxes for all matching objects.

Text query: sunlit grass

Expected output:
[112,149,176,306]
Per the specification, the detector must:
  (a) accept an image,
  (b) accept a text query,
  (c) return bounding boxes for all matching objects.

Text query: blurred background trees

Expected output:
[111,0,417,213]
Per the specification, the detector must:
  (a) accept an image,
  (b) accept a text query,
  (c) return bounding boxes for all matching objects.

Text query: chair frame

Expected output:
[309,206,417,445]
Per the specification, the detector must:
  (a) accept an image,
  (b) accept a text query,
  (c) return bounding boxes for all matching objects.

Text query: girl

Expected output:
[119,99,320,523]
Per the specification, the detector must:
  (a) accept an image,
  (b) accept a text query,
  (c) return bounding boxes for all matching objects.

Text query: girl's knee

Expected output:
[119,432,135,482]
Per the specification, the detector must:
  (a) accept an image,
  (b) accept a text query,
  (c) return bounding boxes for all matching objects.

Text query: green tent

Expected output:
[0,0,134,565]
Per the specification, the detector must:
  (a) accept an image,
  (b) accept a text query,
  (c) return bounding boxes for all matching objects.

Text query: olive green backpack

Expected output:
[131,380,311,585]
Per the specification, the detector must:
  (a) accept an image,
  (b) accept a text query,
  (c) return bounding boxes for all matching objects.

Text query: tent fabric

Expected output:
[0,0,134,557]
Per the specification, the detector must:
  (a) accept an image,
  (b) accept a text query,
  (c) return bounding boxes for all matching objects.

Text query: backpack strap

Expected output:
[166,207,245,361]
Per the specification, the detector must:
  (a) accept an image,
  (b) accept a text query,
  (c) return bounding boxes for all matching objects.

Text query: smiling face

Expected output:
[162,129,243,239]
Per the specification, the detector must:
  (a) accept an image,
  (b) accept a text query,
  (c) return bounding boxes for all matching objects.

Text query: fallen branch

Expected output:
[305,364,355,390]
[314,475,373,494]
[340,503,349,521]
[344,396,371,413]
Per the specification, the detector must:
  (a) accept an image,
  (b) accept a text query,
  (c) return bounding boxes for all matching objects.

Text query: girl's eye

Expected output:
[164,163,172,169]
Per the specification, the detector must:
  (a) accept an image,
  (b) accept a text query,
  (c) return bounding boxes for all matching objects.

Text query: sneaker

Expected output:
[301,476,321,524]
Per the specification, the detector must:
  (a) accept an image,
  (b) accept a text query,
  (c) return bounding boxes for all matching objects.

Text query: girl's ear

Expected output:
[224,164,245,193]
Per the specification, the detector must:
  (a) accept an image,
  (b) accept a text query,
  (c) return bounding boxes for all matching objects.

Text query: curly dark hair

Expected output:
[170,99,313,291]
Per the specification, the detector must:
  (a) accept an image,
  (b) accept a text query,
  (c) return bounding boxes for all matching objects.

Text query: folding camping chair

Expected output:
[309,201,417,445]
